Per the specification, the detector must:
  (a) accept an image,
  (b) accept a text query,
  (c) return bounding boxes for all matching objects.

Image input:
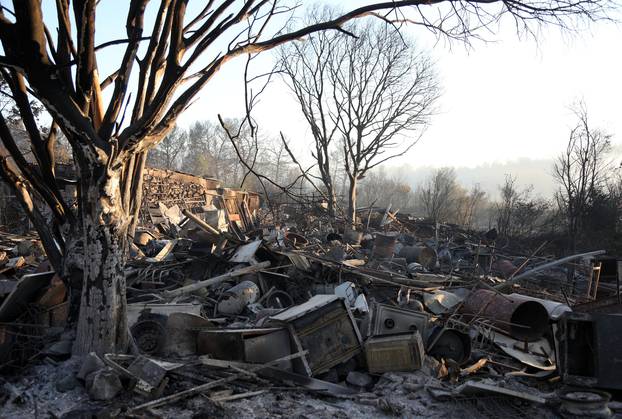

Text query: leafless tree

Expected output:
[553,102,612,253]
[278,9,340,216]
[419,167,458,223]
[454,184,487,229]
[0,0,611,355]
[281,19,440,226]
[336,24,440,228]
[358,168,416,211]
[496,174,522,236]
[183,120,218,176]
[495,174,552,237]
[147,125,187,170]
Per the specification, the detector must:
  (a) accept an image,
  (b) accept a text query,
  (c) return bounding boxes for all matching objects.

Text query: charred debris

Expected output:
[0,168,621,418]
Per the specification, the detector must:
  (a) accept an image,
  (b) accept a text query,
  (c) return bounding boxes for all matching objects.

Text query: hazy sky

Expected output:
[173,3,622,173]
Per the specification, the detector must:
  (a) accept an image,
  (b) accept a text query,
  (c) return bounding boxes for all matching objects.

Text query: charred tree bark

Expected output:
[348,175,358,229]
[325,178,337,218]
[73,163,129,355]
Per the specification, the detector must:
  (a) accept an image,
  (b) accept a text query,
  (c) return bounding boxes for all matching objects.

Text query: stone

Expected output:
[56,374,80,392]
[42,339,73,358]
[77,352,105,381]
[346,371,374,388]
[60,408,101,419]
[86,368,123,401]
[317,368,339,383]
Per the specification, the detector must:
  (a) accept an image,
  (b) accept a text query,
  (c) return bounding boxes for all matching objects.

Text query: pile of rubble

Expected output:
[1,202,621,418]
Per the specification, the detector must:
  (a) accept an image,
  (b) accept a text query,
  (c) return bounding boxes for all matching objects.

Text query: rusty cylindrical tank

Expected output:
[343,229,363,245]
[372,233,399,259]
[398,246,438,270]
[492,259,517,279]
[460,289,549,341]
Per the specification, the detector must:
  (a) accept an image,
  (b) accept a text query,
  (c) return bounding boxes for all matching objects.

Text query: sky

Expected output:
[37,1,622,194]
[171,2,622,179]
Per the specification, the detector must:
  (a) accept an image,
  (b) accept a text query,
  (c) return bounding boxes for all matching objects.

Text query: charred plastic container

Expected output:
[460,289,549,341]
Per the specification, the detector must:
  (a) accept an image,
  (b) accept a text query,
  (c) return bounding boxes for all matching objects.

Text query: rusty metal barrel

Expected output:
[398,246,438,270]
[343,229,363,245]
[492,259,517,279]
[372,233,399,259]
[460,289,549,341]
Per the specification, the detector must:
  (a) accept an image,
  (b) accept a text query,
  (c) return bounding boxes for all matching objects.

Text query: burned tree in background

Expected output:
[554,102,612,254]
[281,20,440,227]
[0,0,611,355]
[147,125,187,171]
[419,167,458,224]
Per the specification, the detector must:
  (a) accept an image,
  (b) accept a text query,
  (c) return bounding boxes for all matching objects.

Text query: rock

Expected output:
[94,406,122,419]
[403,382,424,393]
[317,368,339,383]
[86,368,122,401]
[381,372,405,384]
[346,371,374,388]
[60,408,101,419]
[42,339,73,357]
[335,358,357,378]
[78,352,106,380]
[56,374,80,392]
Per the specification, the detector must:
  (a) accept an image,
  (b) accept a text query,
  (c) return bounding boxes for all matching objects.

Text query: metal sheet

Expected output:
[0,271,55,322]
[269,295,339,322]
[164,312,211,356]
[423,290,464,314]
[488,329,556,370]
[198,328,292,371]
[229,240,261,263]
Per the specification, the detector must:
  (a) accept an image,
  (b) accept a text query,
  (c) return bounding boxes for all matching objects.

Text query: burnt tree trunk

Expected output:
[73,163,129,355]
[326,186,337,218]
[348,175,358,229]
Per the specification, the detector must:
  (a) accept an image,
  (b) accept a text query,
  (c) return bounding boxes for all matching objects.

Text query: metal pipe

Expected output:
[164,261,270,298]
[496,249,606,291]
[461,289,549,341]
